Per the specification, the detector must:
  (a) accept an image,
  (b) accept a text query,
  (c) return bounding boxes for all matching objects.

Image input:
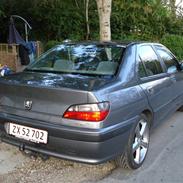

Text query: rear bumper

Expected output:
[0,113,138,164]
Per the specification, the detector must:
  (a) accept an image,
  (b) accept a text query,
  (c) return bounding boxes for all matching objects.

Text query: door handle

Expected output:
[147,87,154,94]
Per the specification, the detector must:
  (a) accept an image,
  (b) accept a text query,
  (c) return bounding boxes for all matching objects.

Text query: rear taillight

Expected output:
[63,102,110,122]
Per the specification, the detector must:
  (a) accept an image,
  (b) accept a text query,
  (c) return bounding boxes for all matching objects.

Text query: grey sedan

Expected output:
[0,41,183,169]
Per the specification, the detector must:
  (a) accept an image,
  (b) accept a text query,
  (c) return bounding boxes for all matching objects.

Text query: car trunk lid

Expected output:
[0,72,110,123]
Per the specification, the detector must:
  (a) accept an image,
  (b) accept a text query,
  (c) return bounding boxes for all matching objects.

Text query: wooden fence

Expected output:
[0,44,18,71]
[0,42,43,72]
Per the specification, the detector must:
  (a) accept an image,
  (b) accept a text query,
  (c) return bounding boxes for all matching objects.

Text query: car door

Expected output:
[137,44,175,123]
[154,45,183,108]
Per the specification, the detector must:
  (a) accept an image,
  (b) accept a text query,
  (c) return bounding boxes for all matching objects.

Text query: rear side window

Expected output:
[155,46,179,71]
[139,45,163,77]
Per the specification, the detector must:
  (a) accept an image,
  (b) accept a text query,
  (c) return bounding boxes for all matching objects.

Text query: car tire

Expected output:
[115,114,150,169]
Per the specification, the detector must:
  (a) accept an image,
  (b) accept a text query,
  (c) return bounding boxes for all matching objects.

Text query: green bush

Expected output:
[160,34,183,60]
[44,40,61,51]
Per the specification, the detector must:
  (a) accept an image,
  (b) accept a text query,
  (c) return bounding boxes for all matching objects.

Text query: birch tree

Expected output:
[96,0,112,41]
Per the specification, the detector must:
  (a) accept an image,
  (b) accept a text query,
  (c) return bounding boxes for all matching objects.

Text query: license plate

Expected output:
[8,123,48,144]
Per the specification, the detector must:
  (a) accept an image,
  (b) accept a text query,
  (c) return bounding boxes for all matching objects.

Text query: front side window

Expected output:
[139,61,147,78]
[27,44,124,76]
[155,46,179,71]
[139,45,163,77]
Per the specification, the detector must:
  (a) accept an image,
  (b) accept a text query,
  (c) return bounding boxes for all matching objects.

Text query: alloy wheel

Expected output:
[132,119,150,164]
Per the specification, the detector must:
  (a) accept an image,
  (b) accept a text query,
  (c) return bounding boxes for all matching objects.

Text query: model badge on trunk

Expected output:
[24,100,32,110]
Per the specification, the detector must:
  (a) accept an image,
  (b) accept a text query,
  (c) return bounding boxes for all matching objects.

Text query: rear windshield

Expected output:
[27,44,124,76]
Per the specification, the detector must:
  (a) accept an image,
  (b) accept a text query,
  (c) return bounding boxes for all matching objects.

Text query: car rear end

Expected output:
[0,77,134,164]
[0,42,136,164]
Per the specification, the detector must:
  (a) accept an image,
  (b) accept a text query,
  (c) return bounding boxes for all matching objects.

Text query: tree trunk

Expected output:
[85,0,90,40]
[96,0,112,41]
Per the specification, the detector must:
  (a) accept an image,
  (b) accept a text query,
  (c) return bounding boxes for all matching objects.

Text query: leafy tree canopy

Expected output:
[0,0,182,56]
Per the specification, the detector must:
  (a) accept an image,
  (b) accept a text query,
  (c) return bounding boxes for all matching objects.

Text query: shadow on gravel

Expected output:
[0,143,116,183]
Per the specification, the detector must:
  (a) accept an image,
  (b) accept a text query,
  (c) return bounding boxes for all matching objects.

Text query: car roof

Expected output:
[62,41,161,48]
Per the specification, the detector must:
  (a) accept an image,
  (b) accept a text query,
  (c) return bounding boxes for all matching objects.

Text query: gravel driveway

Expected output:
[1,112,183,183]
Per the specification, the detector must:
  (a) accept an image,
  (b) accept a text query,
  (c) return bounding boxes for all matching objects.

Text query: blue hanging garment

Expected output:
[8,18,26,45]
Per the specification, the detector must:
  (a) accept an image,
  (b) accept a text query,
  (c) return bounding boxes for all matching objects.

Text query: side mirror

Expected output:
[167,65,177,74]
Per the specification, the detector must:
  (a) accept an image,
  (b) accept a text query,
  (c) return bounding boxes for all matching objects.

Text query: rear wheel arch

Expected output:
[141,109,153,127]
[115,112,151,169]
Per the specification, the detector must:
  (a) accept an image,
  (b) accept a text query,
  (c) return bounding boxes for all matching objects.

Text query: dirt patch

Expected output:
[0,143,28,175]
[0,143,116,183]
